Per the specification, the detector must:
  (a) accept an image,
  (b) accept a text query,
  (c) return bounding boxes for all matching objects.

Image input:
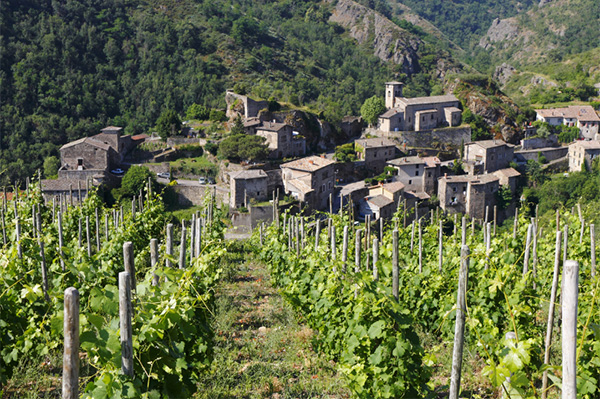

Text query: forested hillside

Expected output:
[0,0,456,186]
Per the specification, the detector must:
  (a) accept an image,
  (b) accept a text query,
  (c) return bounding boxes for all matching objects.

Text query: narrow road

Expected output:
[195,246,350,398]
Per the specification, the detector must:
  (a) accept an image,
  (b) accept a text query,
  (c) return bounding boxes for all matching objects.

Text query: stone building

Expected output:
[281,156,335,211]
[225,91,269,119]
[354,137,398,174]
[359,195,395,221]
[379,82,462,132]
[536,105,600,139]
[438,174,500,220]
[229,170,269,209]
[493,168,521,193]
[568,140,600,172]
[368,181,405,209]
[387,156,440,195]
[256,121,306,159]
[40,178,99,203]
[60,137,115,172]
[463,140,515,174]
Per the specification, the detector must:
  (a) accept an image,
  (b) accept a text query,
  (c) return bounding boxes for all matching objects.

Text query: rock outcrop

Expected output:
[479,17,520,49]
[493,63,517,86]
[328,0,421,74]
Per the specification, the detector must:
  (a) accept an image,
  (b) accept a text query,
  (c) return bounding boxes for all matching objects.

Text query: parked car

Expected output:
[111,168,124,175]
[198,176,207,185]
[207,177,215,184]
[157,172,170,179]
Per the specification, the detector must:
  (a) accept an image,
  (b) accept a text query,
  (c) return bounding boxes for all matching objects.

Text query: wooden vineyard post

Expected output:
[314,218,321,250]
[123,242,136,292]
[449,245,469,399]
[562,260,579,399]
[295,217,300,257]
[438,220,443,273]
[471,217,475,237]
[62,287,79,399]
[58,211,65,271]
[301,217,305,250]
[513,207,518,239]
[556,209,560,232]
[259,222,264,246]
[461,216,466,246]
[16,218,22,259]
[339,195,343,216]
[95,208,100,251]
[403,199,407,228]
[341,225,349,273]
[484,205,489,225]
[105,214,109,242]
[179,221,186,269]
[579,219,585,245]
[493,205,497,236]
[373,238,379,281]
[190,215,196,261]
[327,218,332,249]
[40,241,50,301]
[563,225,569,265]
[131,197,136,220]
[392,230,399,301]
[85,216,92,257]
[195,218,202,259]
[591,224,596,278]
[165,223,173,268]
[354,229,362,273]
[379,217,383,242]
[410,221,415,253]
[541,230,562,399]
[485,223,491,271]
[532,221,538,287]
[287,217,292,250]
[330,224,336,261]
[150,238,159,286]
[453,214,457,244]
[119,271,134,377]
[329,193,332,215]
[418,218,423,273]
[523,224,533,277]
[1,209,6,246]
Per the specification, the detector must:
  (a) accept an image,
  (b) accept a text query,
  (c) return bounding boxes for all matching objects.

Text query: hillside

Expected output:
[0,0,460,186]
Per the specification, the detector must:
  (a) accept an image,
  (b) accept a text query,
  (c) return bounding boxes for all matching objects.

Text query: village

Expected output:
[40,81,600,233]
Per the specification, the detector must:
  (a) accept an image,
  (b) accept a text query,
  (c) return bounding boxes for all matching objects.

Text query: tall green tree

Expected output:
[113,166,156,201]
[43,156,60,179]
[360,96,386,126]
[156,110,182,140]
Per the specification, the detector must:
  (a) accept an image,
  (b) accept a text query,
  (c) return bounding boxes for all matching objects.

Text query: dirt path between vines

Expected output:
[194,251,351,399]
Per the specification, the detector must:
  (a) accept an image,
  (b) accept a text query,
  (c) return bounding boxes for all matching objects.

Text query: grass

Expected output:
[195,242,351,399]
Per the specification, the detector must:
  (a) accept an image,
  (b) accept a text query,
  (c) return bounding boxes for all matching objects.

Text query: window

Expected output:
[321,184,325,193]
[431,114,434,120]
[453,187,457,192]
[415,171,419,176]
[408,180,412,185]
[428,172,431,177]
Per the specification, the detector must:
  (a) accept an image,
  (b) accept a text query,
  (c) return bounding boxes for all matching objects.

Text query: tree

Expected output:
[495,185,512,210]
[156,110,182,140]
[113,166,156,201]
[43,155,60,179]
[334,143,357,163]
[218,134,268,162]
[209,109,226,122]
[526,160,545,188]
[186,104,209,120]
[230,116,244,135]
[360,96,386,126]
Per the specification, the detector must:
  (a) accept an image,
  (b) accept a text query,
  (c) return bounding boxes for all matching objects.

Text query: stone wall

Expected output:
[380,126,471,149]
[173,185,228,207]
[520,135,558,150]
[514,147,568,163]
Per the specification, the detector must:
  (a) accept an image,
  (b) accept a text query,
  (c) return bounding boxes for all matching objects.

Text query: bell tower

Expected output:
[385,82,403,109]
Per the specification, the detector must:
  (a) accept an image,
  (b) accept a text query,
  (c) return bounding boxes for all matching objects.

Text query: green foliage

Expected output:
[229,116,244,135]
[204,141,219,156]
[186,104,210,121]
[495,185,513,210]
[113,166,156,201]
[209,110,226,122]
[525,159,545,187]
[360,96,386,126]
[156,109,182,140]
[42,156,60,179]
[450,158,466,175]
[218,134,268,162]
[463,108,492,140]
[334,143,357,163]
[558,126,580,143]
[0,183,226,396]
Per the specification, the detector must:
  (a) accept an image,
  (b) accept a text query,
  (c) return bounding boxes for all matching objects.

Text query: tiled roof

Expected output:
[41,179,100,192]
[536,106,600,122]
[287,179,313,194]
[397,95,459,106]
[466,139,512,149]
[60,137,112,151]
[281,156,335,172]
[131,134,148,141]
[422,156,441,168]
[382,181,405,193]
[256,122,289,132]
[493,168,521,178]
[386,81,404,85]
[230,169,268,180]
[388,156,425,166]
[355,137,397,148]
[572,140,600,149]
[441,174,499,185]
[367,195,394,208]
[380,108,402,118]
[101,126,123,132]
[404,190,430,200]
[444,107,462,112]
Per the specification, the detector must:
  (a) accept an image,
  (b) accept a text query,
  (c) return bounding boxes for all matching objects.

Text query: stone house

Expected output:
[438,174,500,220]
[359,195,395,221]
[60,137,115,172]
[568,140,600,172]
[463,140,515,174]
[536,106,600,139]
[386,156,440,195]
[256,121,306,159]
[493,168,521,193]
[368,181,405,209]
[281,156,335,211]
[379,82,461,132]
[229,170,269,209]
[40,178,100,203]
[354,137,398,174]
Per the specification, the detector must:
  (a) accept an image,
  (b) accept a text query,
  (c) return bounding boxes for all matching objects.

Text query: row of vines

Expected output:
[255,207,600,398]
[0,182,226,398]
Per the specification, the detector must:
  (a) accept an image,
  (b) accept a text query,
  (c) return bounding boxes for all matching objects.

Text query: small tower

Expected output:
[385,82,403,109]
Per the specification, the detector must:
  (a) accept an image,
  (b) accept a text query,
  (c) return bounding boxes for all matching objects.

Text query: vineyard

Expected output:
[1,178,599,398]
[255,206,600,398]
[0,180,226,397]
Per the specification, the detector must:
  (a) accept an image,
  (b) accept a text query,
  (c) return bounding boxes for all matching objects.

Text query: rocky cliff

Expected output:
[447,76,526,143]
[328,0,421,74]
